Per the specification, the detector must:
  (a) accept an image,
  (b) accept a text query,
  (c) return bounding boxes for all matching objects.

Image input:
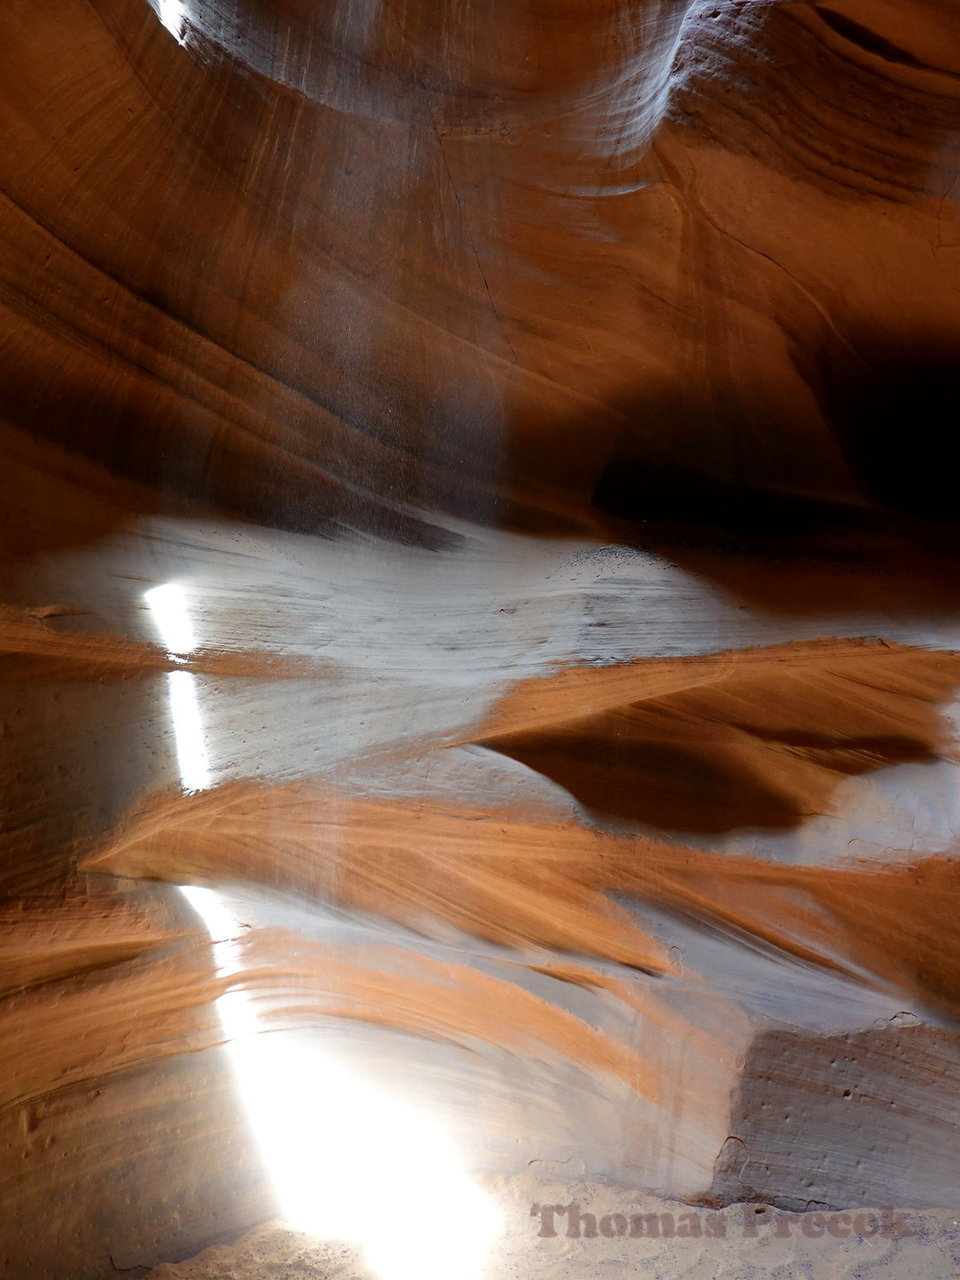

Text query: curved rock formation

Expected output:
[1,1,959,1277]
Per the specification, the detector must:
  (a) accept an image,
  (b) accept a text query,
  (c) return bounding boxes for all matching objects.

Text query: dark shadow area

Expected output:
[479,643,960,835]
[801,335,960,529]
[483,720,939,834]
[588,343,960,622]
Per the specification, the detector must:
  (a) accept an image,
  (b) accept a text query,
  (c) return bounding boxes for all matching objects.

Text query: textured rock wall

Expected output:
[1,1,959,1277]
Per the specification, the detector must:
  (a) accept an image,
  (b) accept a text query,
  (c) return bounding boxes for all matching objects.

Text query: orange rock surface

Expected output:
[1,2,959,1276]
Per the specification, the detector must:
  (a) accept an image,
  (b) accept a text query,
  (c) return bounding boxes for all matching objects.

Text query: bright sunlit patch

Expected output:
[157,577,500,1279]
[145,584,210,792]
[157,0,187,42]
[165,669,211,792]
[182,884,502,1280]
[144,583,198,657]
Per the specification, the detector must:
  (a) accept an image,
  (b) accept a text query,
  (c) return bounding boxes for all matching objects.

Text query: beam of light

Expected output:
[182,884,503,1280]
[152,583,501,1280]
[157,0,187,43]
[145,584,210,792]
[144,583,198,657]
[164,669,211,792]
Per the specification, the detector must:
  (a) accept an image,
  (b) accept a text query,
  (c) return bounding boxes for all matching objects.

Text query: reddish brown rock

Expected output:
[1,2,959,1277]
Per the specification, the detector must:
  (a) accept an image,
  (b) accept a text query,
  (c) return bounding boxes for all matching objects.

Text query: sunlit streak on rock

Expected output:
[157,0,187,43]
[146,585,210,792]
[180,885,503,1280]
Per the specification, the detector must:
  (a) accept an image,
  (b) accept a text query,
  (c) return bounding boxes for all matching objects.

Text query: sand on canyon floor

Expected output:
[146,1171,960,1280]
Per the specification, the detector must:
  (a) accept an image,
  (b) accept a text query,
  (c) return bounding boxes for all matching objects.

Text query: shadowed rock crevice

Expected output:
[476,640,960,834]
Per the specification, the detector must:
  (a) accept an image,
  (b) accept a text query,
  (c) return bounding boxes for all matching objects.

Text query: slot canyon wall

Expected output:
[1,0,959,1276]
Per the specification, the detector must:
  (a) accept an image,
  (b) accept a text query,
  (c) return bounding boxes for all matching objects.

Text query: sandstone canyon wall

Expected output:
[1,1,960,1277]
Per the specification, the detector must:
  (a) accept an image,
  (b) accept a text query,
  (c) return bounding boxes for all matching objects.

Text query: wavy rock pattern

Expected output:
[1,1,959,1277]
